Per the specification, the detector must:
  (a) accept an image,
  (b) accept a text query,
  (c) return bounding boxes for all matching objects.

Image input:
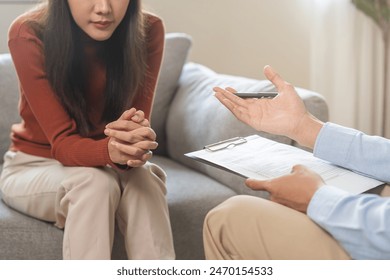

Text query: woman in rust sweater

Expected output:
[0,0,174,259]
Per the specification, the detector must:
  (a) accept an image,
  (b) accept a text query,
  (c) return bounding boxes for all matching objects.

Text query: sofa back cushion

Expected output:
[0,53,20,165]
[166,62,293,194]
[151,33,192,155]
[166,62,328,194]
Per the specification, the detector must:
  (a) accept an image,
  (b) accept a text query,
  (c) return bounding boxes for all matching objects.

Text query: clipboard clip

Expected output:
[204,137,247,152]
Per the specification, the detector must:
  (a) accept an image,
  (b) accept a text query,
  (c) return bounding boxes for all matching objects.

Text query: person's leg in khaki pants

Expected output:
[115,162,175,259]
[203,195,351,260]
[0,151,121,259]
[0,151,174,259]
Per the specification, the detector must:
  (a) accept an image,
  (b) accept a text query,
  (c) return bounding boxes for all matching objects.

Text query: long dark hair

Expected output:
[31,0,147,136]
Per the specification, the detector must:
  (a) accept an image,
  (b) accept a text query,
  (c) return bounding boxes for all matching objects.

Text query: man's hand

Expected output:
[214,65,323,149]
[245,165,325,213]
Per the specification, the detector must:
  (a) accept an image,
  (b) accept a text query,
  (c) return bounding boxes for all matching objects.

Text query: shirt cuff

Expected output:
[307,186,350,223]
[313,122,358,166]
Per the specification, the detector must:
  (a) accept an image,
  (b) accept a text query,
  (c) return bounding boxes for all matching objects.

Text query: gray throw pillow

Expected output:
[151,33,192,155]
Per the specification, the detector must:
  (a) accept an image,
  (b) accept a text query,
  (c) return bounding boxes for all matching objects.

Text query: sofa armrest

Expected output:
[0,53,20,164]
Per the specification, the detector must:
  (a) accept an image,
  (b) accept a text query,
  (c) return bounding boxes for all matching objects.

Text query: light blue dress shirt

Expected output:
[307,122,390,259]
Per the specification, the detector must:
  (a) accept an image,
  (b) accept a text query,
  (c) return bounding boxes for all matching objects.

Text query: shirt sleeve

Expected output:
[308,122,390,259]
[313,122,390,182]
[307,186,390,259]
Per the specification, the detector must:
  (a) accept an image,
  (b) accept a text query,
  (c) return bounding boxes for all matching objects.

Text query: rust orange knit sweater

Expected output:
[7,11,164,168]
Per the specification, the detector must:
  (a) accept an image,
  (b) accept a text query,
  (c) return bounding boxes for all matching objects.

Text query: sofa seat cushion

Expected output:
[0,192,63,259]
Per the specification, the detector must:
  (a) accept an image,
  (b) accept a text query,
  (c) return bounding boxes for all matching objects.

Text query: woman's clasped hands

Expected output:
[104,108,158,167]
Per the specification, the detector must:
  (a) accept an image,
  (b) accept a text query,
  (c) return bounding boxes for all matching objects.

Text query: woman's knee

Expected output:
[123,162,167,194]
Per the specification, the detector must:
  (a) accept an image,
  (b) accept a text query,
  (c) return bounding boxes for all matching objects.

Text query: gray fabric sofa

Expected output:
[0,33,329,260]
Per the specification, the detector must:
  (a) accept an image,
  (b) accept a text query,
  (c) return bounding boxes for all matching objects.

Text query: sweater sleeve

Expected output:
[8,21,113,167]
[8,14,166,169]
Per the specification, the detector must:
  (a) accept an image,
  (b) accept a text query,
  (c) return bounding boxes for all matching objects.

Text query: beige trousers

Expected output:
[203,186,390,260]
[203,195,351,260]
[0,151,175,260]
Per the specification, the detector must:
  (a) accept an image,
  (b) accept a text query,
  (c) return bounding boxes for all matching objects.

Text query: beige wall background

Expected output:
[0,0,312,89]
[143,0,312,88]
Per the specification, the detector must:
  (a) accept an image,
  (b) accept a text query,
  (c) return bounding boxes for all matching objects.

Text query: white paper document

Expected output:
[185,135,383,194]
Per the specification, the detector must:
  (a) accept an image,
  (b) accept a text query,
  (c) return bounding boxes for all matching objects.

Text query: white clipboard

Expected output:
[185,135,384,194]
